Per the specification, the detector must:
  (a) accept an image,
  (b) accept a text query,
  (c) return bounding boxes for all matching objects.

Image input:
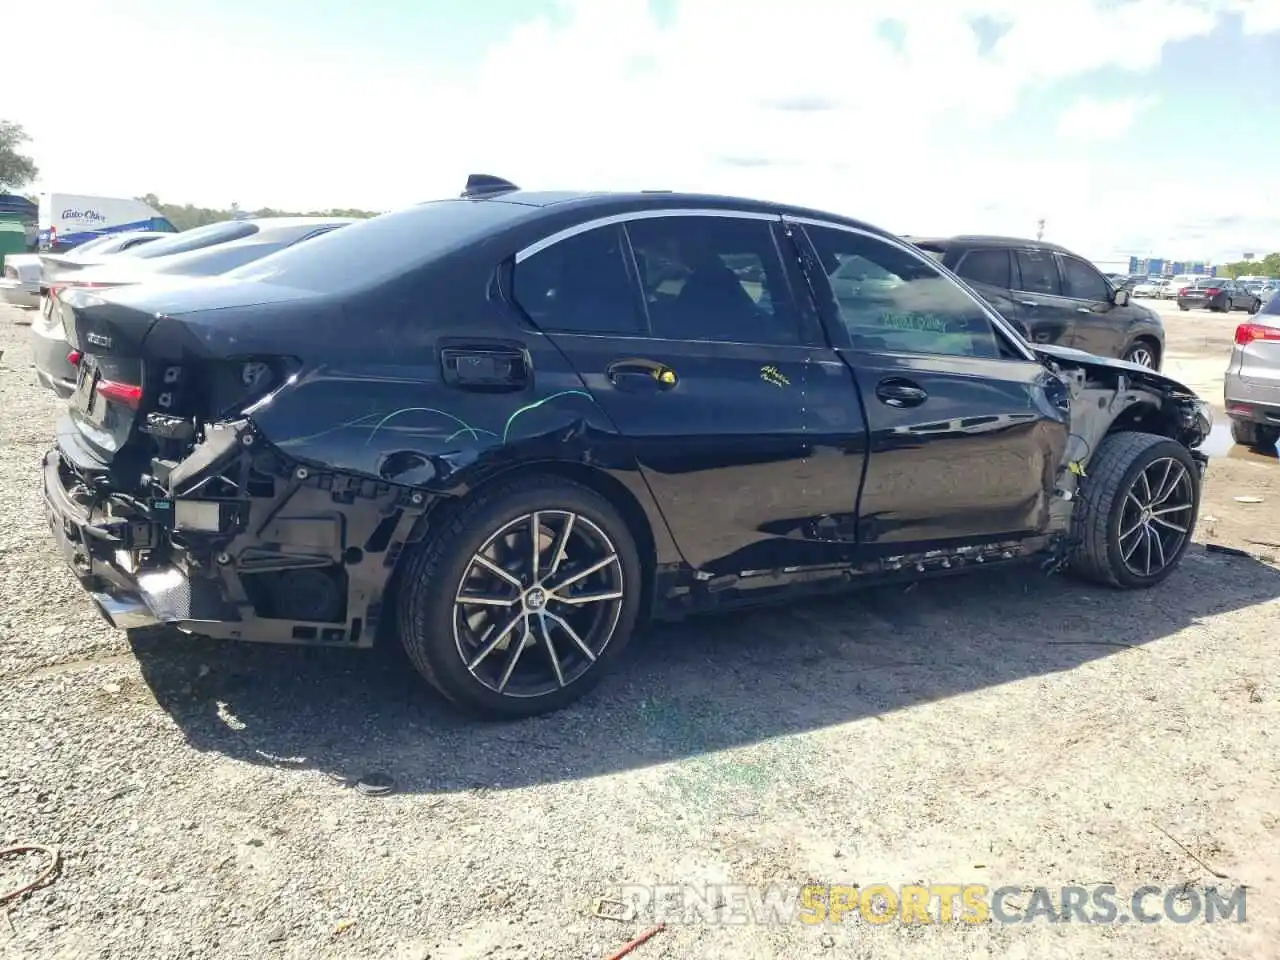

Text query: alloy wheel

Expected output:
[1117,457,1194,578]
[1125,345,1156,368]
[452,510,625,698]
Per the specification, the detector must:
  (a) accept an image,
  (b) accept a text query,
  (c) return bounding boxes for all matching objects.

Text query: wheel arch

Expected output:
[1104,398,1180,442]
[392,459,669,630]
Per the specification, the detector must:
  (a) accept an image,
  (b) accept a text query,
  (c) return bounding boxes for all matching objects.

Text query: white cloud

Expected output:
[7,0,1280,259]
[1056,95,1154,143]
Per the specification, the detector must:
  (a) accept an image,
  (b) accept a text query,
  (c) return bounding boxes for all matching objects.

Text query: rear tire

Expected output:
[1179,304,1190,311]
[1250,298,1262,315]
[1067,432,1200,589]
[396,475,642,719]
[1230,418,1258,447]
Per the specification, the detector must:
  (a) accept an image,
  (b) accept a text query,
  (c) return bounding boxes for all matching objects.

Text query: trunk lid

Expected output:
[58,276,324,468]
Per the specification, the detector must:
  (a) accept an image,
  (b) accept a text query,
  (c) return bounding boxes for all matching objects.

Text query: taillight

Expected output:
[1178,287,1189,296]
[1235,323,1280,345]
[66,350,82,367]
[1205,287,1220,296]
[96,379,143,409]
[51,281,117,299]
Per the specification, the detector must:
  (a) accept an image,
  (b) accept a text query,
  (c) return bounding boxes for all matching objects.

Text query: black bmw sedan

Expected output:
[43,175,1213,717]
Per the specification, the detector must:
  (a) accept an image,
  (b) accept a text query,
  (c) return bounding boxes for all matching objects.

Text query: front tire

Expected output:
[1123,340,1158,369]
[1068,432,1200,589]
[396,475,643,718]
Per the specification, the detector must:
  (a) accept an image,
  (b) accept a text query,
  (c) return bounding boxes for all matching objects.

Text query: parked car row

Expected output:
[37,175,1215,718]
[29,217,353,395]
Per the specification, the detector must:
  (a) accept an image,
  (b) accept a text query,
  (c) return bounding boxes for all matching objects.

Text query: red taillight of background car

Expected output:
[1204,287,1220,296]
[50,280,117,300]
[66,350,82,367]
[95,379,143,409]
[1235,323,1280,345]
[1178,287,1189,296]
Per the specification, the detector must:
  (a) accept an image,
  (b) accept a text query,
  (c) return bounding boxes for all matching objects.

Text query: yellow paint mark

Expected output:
[760,365,790,388]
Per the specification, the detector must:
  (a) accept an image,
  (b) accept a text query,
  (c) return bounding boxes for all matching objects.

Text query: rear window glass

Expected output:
[1261,293,1280,316]
[131,220,259,259]
[225,200,533,293]
[152,241,288,277]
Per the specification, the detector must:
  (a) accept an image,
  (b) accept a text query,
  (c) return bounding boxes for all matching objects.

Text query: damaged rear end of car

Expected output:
[44,278,430,645]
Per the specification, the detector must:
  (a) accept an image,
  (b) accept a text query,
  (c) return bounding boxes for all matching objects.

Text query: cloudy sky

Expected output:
[13,0,1280,263]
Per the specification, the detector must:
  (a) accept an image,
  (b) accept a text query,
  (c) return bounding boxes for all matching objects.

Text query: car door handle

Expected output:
[875,378,928,408]
[606,358,678,392]
[1018,299,1040,308]
[1076,307,1093,314]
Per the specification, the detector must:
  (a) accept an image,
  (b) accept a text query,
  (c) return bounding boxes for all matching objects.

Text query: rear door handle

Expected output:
[1018,299,1040,308]
[875,377,928,408]
[607,358,678,392]
[1076,307,1093,314]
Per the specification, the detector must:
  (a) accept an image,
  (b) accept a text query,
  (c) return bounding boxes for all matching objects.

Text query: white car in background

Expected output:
[1165,273,1209,299]
[1133,277,1169,298]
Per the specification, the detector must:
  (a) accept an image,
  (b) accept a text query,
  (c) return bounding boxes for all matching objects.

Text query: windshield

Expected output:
[128,220,259,259]
[225,199,534,293]
[62,234,125,259]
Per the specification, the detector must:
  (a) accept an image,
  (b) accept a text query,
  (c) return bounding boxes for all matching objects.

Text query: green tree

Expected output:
[136,194,382,231]
[1217,254,1280,279]
[0,121,39,192]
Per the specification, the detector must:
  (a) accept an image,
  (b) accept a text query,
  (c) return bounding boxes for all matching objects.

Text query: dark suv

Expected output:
[909,236,1166,370]
[43,177,1212,718]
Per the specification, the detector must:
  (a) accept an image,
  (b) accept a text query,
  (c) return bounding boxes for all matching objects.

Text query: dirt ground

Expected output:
[0,299,1277,960]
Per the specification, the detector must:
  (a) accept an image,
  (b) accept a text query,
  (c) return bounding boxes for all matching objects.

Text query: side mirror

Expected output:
[1113,288,1131,307]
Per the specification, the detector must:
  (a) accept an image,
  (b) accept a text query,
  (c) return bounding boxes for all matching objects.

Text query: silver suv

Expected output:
[1225,292,1280,450]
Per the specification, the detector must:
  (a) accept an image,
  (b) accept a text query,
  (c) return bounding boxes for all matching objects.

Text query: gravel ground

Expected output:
[1,301,1278,960]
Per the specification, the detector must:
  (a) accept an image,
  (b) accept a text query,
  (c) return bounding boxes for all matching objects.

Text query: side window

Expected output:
[1059,256,1111,301]
[954,249,1011,288]
[511,225,644,335]
[1014,249,1062,296]
[625,215,798,344]
[804,225,1004,360]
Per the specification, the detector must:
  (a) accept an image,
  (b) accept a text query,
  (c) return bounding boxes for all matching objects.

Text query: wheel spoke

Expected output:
[1142,526,1155,575]
[496,620,532,692]
[1149,524,1168,570]
[1152,460,1174,503]
[1138,468,1153,502]
[553,589,625,606]
[473,554,523,588]
[536,614,566,687]
[544,610,597,663]
[1122,527,1145,561]
[1151,503,1189,516]
[1126,492,1146,513]
[549,553,619,592]
[1153,464,1187,505]
[1151,516,1188,533]
[467,612,525,671]
[548,512,575,578]
[530,511,541,583]
[1120,515,1145,540]
[456,592,518,608]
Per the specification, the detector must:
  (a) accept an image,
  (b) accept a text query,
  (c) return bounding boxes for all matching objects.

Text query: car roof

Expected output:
[902,235,1076,256]
[439,179,892,236]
